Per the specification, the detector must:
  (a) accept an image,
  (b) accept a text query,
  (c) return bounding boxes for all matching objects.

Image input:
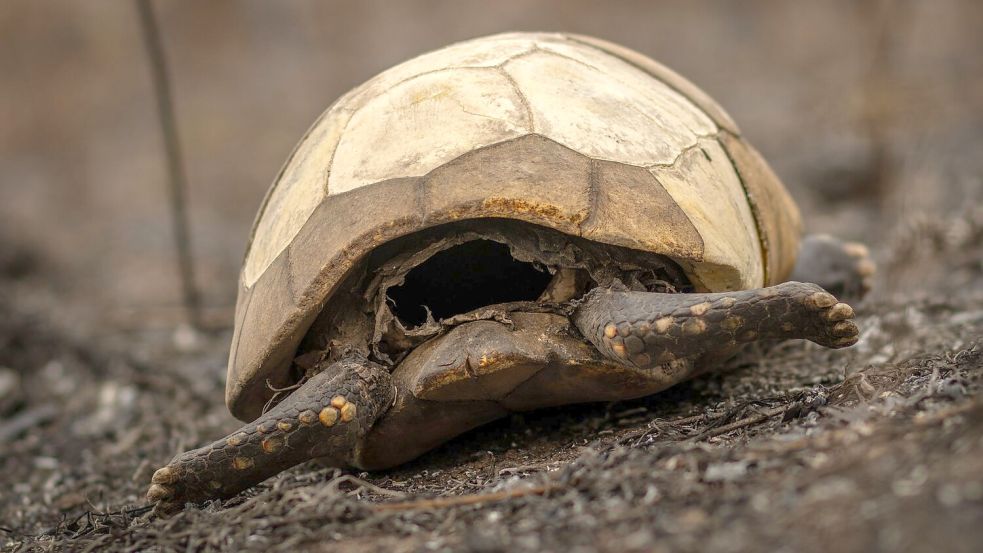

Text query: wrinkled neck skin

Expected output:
[297,219,691,378]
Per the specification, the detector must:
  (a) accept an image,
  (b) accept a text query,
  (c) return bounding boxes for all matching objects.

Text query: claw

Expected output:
[151,466,179,485]
[805,291,837,310]
[147,483,173,502]
[842,242,870,259]
[832,320,858,337]
[857,259,876,278]
[825,303,854,322]
[833,335,859,348]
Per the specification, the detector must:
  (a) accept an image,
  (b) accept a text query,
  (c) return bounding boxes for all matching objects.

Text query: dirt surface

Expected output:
[2,1,983,552]
[2,215,982,553]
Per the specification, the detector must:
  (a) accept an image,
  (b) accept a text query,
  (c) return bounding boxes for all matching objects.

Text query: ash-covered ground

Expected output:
[2,2,982,552]
[2,205,982,553]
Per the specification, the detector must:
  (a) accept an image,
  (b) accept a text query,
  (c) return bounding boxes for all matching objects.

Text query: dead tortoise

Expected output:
[147,32,874,512]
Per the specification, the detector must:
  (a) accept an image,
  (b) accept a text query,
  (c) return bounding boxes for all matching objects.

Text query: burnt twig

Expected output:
[691,405,787,441]
[135,0,202,330]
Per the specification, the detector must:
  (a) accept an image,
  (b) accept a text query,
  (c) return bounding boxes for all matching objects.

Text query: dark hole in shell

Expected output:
[387,240,553,326]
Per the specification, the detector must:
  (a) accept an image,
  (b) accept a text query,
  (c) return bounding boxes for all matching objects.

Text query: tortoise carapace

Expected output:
[147,33,874,513]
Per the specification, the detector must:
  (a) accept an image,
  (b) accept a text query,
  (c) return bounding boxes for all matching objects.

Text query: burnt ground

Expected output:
[2,2,983,552]
[1,210,981,553]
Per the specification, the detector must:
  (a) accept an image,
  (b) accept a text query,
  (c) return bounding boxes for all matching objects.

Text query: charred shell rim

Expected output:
[227,33,801,422]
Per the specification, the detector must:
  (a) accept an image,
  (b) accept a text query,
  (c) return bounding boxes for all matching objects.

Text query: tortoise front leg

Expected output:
[573,281,858,370]
[147,356,393,513]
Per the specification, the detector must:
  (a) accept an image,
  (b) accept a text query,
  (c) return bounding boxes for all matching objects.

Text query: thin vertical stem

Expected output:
[134,0,202,329]
[856,0,912,201]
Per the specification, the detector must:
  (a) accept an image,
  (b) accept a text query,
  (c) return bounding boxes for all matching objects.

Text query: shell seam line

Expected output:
[381,65,499,96]
[494,46,544,68]
[497,66,536,133]
[565,35,737,137]
[283,247,298,301]
[414,133,557,224]
[578,158,601,237]
[647,132,720,170]
[327,65,510,197]
[497,364,549,406]
[244,101,342,264]
[417,174,431,226]
[649,171,706,262]
[323,109,357,197]
[715,130,769,285]
[504,42,718,147]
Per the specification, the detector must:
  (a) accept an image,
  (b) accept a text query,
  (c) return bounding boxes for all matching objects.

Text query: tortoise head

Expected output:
[226,32,802,422]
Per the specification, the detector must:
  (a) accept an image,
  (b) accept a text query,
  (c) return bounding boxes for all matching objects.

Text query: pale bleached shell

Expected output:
[242,33,755,288]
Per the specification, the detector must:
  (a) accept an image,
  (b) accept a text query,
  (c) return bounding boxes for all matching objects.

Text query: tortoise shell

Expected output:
[227,32,801,421]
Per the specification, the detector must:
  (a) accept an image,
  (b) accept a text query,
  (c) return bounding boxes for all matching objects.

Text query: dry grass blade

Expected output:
[691,405,787,440]
[371,484,549,512]
[327,474,408,498]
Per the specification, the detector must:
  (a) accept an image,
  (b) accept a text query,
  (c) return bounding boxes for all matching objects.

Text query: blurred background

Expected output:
[2,2,982,549]
[3,0,981,329]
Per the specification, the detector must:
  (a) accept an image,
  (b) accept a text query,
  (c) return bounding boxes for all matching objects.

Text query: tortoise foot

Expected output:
[147,356,393,514]
[797,287,860,348]
[791,234,875,302]
[573,281,859,370]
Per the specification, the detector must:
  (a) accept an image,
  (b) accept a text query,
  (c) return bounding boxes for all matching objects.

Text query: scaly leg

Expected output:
[147,356,393,513]
[573,281,858,370]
